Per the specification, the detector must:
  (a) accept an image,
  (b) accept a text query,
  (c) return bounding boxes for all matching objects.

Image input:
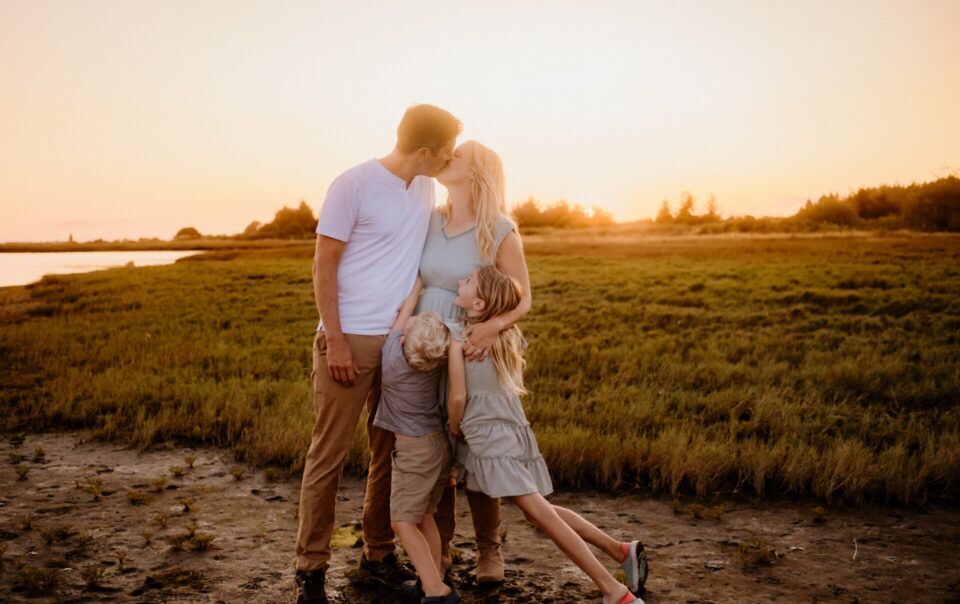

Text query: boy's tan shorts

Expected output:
[390,431,452,524]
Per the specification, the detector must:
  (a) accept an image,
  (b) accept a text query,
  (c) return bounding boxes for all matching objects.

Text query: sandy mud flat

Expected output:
[1,433,957,603]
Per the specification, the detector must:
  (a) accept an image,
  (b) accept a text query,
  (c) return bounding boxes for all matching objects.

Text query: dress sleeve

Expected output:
[493,215,518,252]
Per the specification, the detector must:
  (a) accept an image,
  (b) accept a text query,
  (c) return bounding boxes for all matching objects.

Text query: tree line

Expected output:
[173,175,960,240]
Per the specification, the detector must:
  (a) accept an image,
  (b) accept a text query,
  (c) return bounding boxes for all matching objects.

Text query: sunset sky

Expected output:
[2,0,958,242]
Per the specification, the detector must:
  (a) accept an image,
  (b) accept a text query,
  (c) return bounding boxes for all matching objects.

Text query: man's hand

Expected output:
[463,320,499,361]
[325,333,358,385]
[448,419,463,439]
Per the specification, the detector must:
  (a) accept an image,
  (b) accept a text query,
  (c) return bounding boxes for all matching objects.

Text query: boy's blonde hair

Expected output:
[470,265,526,395]
[403,312,450,371]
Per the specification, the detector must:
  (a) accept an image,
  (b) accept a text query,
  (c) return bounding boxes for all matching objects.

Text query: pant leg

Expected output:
[436,476,457,554]
[362,340,396,561]
[295,330,385,571]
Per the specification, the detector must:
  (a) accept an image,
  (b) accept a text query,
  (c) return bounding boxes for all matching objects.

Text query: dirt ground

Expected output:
[1,432,958,603]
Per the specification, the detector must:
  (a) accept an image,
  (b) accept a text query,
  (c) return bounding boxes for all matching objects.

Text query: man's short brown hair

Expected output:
[396,104,463,155]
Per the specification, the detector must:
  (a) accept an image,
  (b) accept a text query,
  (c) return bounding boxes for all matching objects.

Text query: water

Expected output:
[0,250,202,287]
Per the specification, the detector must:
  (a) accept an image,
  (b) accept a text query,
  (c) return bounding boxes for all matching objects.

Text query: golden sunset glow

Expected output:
[2,0,959,241]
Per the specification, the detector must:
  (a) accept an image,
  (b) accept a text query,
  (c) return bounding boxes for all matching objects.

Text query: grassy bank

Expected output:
[1,233,958,505]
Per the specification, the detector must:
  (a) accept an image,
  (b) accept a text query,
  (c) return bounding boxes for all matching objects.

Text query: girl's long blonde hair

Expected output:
[469,265,526,396]
[443,141,508,265]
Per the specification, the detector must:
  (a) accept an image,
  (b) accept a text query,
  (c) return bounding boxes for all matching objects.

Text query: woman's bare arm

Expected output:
[463,231,532,357]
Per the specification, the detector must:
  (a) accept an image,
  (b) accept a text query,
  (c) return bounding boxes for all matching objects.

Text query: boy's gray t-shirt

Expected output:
[372,329,444,437]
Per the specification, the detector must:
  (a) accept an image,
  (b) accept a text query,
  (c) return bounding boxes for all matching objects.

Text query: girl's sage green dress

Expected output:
[415,209,553,498]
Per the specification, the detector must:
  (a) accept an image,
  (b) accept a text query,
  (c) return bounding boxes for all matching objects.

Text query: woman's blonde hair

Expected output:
[403,312,450,371]
[469,265,526,395]
[443,141,510,265]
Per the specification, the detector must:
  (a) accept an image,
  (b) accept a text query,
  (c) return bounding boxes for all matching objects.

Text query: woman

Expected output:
[415,140,531,584]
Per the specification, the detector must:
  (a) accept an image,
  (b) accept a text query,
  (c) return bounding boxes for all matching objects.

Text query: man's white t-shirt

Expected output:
[315,159,435,335]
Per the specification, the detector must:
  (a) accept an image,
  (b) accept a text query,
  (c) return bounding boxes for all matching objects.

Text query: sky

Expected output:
[1,0,958,242]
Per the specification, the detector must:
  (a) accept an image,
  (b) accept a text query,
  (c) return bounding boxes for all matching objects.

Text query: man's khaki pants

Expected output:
[295,330,394,571]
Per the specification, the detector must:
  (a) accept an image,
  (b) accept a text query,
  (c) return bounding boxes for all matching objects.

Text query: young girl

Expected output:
[446,265,648,604]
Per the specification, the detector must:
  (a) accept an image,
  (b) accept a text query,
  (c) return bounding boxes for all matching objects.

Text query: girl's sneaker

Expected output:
[602,590,645,604]
[620,540,649,594]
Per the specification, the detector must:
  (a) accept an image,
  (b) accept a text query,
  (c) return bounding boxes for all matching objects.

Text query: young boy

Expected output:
[372,281,459,604]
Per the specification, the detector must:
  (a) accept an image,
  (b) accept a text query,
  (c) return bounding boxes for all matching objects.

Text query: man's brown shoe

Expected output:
[356,552,418,590]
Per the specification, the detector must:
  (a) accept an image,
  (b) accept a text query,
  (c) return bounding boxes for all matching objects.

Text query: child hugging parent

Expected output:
[378,142,649,603]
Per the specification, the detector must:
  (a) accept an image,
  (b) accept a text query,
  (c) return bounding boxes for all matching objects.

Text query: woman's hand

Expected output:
[448,419,463,439]
[463,319,500,361]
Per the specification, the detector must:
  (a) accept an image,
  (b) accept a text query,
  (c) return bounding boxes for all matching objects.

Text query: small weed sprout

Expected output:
[149,477,167,493]
[154,512,169,529]
[33,446,46,461]
[178,495,195,513]
[73,530,94,548]
[141,530,155,546]
[86,477,104,501]
[127,489,149,505]
[739,537,780,567]
[184,454,197,469]
[229,465,245,481]
[8,452,25,464]
[40,524,71,544]
[116,547,128,569]
[812,506,827,524]
[80,563,106,588]
[169,465,185,478]
[190,531,215,551]
[185,519,198,537]
[264,467,280,482]
[15,464,30,480]
[16,513,34,532]
[167,532,191,551]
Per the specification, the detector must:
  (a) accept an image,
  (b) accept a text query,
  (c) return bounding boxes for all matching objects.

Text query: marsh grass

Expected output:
[1,235,958,505]
[80,563,106,588]
[126,489,149,506]
[86,477,104,501]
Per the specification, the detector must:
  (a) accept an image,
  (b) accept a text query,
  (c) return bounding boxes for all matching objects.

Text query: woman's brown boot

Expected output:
[466,489,504,584]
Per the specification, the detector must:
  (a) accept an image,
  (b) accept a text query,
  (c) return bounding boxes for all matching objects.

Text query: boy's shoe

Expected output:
[620,540,649,594]
[400,578,425,600]
[356,552,418,589]
[295,568,328,604]
[421,588,461,604]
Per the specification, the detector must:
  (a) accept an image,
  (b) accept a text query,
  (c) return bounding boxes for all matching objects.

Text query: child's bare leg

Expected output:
[553,505,625,562]
[418,514,442,576]
[511,493,629,603]
[391,520,449,597]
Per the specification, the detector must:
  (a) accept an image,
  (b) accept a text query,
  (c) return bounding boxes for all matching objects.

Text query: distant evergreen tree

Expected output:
[675,192,696,223]
[705,194,721,221]
[655,199,673,223]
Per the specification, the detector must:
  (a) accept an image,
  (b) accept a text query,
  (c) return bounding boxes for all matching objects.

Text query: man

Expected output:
[295,104,462,604]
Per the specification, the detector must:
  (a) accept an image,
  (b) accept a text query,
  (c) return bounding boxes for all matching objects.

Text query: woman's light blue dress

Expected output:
[416,209,553,498]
